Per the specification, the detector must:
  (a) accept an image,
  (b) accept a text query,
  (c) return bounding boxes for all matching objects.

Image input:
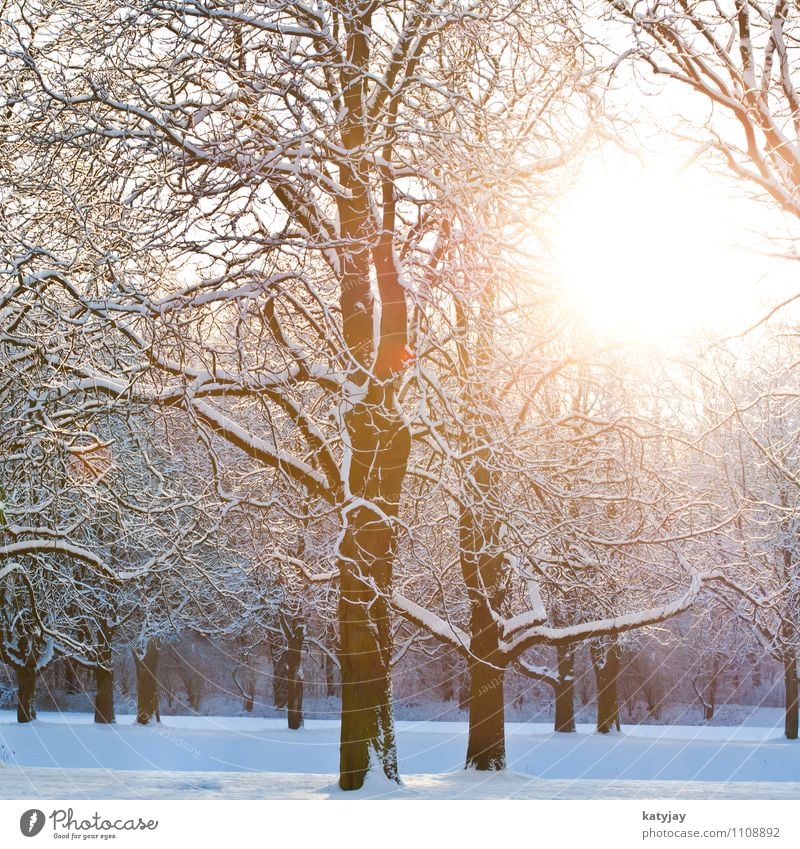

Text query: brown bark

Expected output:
[269,627,289,710]
[332,6,411,790]
[338,498,400,785]
[94,626,115,723]
[554,643,577,733]
[17,664,37,723]
[748,650,762,690]
[337,386,409,789]
[592,639,621,733]
[133,639,160,725]
[705,653,720,722]
[460,496,508,769]
[453,271,508,770]
[94,667,115,724]
[285,619,305,731]
[233,662,255,713]
[64,657,81,694]
[465,623,506,770]
[324,649,337,698]
[784,647,798,740]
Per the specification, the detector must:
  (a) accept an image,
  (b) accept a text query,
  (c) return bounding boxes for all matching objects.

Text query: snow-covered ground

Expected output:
[0,712,797,799]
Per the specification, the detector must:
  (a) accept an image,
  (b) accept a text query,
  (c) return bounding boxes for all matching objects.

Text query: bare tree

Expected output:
[0,0,594,788]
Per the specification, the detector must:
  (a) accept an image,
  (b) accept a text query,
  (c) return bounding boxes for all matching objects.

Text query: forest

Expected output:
[1,0,799,795]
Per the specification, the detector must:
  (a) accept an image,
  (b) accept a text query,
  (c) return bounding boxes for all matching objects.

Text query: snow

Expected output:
[2,767,798,800]
[502,575,705,653]
[391,593,469,649]
[0,713,797,799]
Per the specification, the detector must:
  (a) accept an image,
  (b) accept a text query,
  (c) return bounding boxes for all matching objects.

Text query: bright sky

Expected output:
[552,146,799,347]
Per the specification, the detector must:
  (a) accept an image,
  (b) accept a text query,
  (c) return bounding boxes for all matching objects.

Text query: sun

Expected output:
[553,152,754,343]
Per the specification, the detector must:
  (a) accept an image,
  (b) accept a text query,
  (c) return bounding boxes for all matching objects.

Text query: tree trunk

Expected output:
[440,648,457,702]
[324,649,336,698]
[232,661,255,713]
[133,639,160,725]
[592,640,621,734]
[784,647,798,740]
[285,617,305,730]
[748,649,761,690]
[268,628,288,710]
[337,378,409,790]
[94,667,115,724]
[465,627,506,770]
[64,657,81,694]
[554,643,577,733]
[704,653,721,722]
[332,5,411,789]
[460,549,507,769]
[452,282,508,771]
[338,512,399,790]
[94,626,115,723]
[16,665,37,723]
[463,525,507,771]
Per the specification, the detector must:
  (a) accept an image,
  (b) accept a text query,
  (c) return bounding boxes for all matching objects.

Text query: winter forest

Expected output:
[2,0,800,801]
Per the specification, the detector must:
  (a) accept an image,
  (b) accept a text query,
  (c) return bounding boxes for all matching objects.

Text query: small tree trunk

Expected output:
[133,639,160,725]
[17,665,37,723]
[459,679,470,711]
[440,649,455,702]
[285,620,305,730]
[747,649,761,690]
[694,652,721,721]
[784,647,798,741]
[554,643,577,733]
[268,628,288,710]
[592,640,621,734]
[465,619,506,770]
[705,653,720,721]
[232,661,255,713]
[64,657,81,694]
[324,649,337,698]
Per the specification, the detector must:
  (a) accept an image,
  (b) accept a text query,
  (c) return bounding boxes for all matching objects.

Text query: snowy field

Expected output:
[0,712,798,799]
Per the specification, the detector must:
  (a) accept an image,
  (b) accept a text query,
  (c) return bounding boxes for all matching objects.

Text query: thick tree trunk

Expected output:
[285,618,305,730]
[16,665,37,723]
[554,643,577,733]
[336,376,409,789]
[784,648,798,740]
[94,667,115,724]
[460,497,507,770]
[332,2,411,789]
[465,622,506,770]
[592,640,621,734]
[338,513,399,790]
[133,639,160,725]
[94,626,115,723]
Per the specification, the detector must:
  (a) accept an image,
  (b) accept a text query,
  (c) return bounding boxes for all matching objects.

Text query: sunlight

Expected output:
[553,153,756,342]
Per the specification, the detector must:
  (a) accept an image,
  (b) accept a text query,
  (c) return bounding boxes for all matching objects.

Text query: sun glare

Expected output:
[554,153,759,343]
